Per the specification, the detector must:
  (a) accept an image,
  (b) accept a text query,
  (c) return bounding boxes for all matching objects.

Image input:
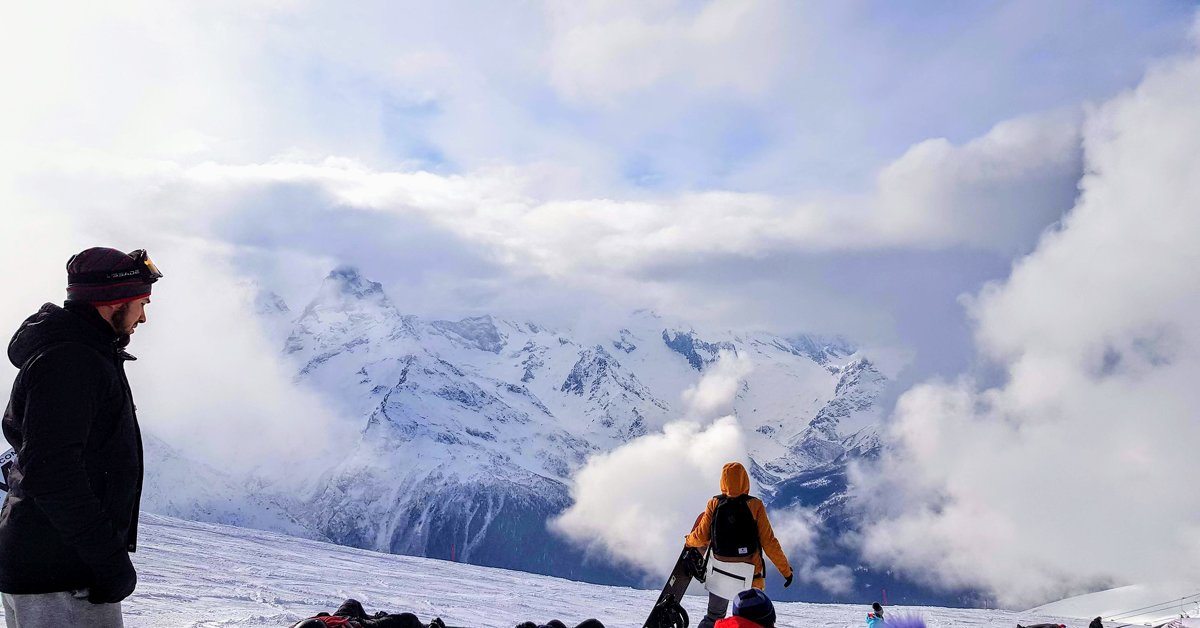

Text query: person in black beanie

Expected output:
[867,602,884,628]
[716,589,776,628]
[0,247,162,628]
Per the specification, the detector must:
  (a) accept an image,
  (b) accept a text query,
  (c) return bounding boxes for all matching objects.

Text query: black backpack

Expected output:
[710,494,760,558]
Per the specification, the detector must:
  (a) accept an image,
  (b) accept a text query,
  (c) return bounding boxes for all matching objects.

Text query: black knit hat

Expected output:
[66,247,161,305]
[732,589,776,628]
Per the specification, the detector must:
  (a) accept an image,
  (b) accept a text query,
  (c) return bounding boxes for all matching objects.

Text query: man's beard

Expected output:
[111,302,136,336]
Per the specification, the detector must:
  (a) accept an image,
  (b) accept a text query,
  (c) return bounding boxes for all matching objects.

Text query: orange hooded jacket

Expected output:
[685,462,792,590]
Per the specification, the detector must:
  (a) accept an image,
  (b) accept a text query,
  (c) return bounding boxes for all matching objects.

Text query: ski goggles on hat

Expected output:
[132,249,164,281]
[67,249,165,286]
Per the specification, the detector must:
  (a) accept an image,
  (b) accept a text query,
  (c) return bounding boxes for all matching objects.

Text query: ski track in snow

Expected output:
[0,514,1078,628]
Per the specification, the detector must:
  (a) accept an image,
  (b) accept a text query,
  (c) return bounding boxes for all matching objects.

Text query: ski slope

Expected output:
[0,513,1079,628]
[1030,583,1200,627]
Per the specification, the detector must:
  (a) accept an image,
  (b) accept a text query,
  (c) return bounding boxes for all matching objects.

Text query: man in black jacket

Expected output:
[0,247,162,627]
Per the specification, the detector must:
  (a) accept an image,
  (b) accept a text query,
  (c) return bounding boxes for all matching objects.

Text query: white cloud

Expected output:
[0,2,293,165]
[681,350,753,420]
[0,1,1094,298]
[544,0,787,105]
[164,109,1079,273]
[876,110,1082,252]
[852,44,1200,608]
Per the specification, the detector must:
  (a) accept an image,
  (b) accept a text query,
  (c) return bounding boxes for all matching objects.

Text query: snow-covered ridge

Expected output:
[7,512,1074,628]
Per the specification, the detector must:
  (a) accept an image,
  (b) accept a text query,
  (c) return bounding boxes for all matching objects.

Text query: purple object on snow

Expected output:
[885,615,927,628]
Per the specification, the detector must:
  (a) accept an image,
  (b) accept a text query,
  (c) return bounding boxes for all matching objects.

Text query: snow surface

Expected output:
[0,513,1077,628]
[1030,583,1200,626]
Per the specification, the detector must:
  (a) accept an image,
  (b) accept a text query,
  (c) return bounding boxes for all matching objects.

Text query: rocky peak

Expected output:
[324,265,386,300]
[561,345,618,396]
[786,334,856,366]
[661,329,736,370]
[254,290,291,317]
[297,266,397,320]
[431,315,506,353]
[285,266,404,357]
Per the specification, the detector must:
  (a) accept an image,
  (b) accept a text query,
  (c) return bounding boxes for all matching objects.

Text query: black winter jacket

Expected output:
[0,302,144,594]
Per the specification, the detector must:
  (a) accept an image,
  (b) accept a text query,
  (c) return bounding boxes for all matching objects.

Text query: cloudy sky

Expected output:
[3,0,1200,607]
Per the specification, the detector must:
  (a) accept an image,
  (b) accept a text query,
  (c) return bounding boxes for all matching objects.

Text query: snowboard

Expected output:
[643,545,706,628]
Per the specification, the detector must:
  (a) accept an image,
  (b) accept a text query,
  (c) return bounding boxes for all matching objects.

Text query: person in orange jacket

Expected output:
[686,462,793,628]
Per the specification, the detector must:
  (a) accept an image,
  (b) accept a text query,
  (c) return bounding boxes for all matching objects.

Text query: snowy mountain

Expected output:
[0,512,1069,627]
[138,266,919,601]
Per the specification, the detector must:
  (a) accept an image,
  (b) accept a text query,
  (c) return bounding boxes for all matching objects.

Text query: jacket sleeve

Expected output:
[17,347,127,566]
[685,498,718,549]
[753,499,792,578]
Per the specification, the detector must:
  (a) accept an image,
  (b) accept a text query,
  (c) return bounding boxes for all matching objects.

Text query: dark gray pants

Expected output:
[696,592,729,628]
[1,591,123,628]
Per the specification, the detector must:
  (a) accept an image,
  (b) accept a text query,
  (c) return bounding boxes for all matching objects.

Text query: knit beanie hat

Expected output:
[66,247,161,306]
[732,589,776,628]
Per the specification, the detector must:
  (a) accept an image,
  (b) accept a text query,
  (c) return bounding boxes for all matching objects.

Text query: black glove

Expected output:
[87,551,137,604]
[684,547,707,581]
[783,574,793,588]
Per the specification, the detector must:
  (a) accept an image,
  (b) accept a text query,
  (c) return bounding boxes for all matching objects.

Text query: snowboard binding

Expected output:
[646,599,689,628]
[643,545,705,628]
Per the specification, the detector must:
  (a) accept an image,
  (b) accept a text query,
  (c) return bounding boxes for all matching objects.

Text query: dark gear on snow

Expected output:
[289,599,444,628]
[515,620,604,628]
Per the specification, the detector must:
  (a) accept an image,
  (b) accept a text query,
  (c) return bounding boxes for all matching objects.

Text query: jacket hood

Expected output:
[7,302,117,368]
[720,462,750,497]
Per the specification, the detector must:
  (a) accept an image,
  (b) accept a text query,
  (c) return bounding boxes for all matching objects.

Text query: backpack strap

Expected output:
[709,494,724,551]
[743,495,766,580]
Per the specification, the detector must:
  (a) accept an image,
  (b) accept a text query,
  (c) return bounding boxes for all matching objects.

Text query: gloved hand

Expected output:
[784,574,793,588]
[87,550,136,604]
